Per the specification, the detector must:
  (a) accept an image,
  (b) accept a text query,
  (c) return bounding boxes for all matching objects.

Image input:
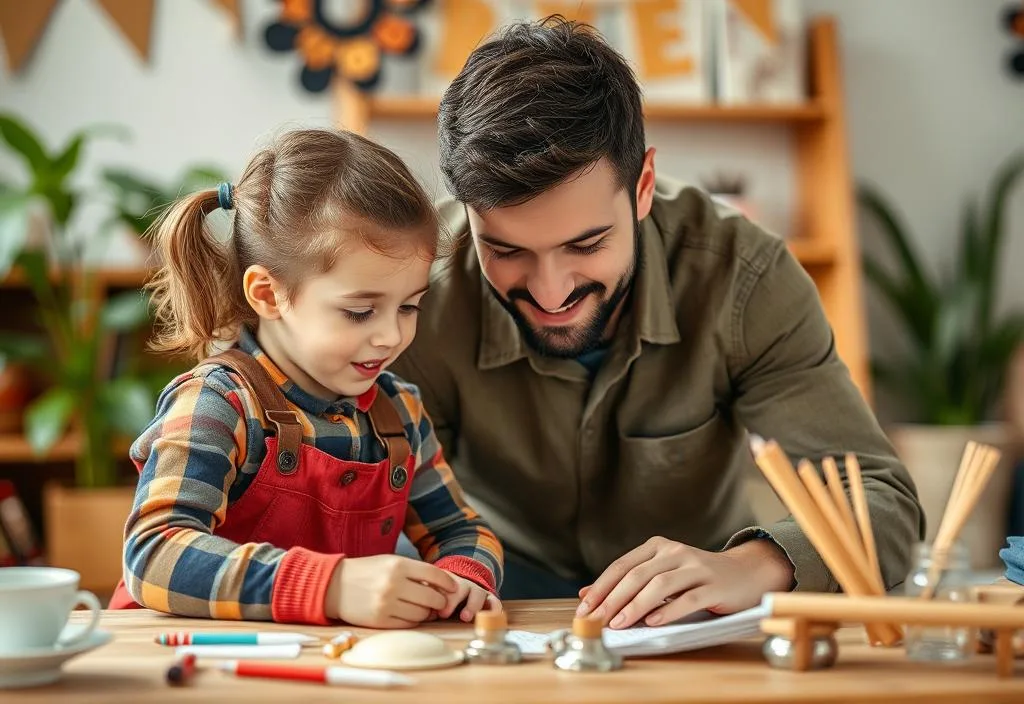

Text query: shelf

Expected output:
[0,433,131,463]
[366,96,827,124]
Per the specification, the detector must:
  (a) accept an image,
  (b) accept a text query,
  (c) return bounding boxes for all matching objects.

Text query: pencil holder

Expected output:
[903,541,975,662]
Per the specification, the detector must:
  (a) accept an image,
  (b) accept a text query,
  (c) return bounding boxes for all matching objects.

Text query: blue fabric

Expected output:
[999,536,1024,586]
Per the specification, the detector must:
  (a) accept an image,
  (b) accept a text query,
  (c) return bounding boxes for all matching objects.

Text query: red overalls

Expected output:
[109,348,413,609]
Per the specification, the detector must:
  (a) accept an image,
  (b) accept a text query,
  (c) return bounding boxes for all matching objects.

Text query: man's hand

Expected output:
[575,536,795,629]
[439,574,502,622]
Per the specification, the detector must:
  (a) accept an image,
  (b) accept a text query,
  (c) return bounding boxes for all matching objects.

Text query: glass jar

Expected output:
[903,541,975,662]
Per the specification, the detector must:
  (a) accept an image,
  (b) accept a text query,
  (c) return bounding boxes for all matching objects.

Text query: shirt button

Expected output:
[328,413,345,423]
[340,470,357,486]
[380,517,394,535]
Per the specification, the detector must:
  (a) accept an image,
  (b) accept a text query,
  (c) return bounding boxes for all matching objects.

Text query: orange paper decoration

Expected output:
[0,0,60,73]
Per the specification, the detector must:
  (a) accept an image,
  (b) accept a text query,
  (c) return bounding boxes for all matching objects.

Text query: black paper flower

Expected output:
[265,0,429,93]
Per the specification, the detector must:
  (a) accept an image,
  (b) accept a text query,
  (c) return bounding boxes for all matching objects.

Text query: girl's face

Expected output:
[252,238,432,400]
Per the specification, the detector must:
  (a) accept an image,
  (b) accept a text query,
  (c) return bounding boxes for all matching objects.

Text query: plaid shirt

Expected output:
[123,328,503,623]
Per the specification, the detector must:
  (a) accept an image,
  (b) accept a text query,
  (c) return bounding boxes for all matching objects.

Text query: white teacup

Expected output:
[0,567,102,654]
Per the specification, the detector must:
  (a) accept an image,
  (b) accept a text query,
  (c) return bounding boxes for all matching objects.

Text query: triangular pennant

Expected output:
[211,0,242,39]
[0,0,61,73]
[95,0,155,62]
[731,0,778,45]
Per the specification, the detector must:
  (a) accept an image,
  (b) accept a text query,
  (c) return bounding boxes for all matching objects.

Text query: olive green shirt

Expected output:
[392,178,924,593]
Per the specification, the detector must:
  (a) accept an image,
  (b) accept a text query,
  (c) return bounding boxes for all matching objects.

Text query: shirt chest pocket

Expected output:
[615,410,736,495]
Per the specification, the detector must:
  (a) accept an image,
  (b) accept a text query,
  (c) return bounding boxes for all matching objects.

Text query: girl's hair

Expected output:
[146,129,441,360]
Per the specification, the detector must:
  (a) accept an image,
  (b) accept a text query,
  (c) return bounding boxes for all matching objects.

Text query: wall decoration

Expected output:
[1004,1,1024,79]
[609,0,709,104]
[265,0,430,93]
[211,0,244,40]
[713,0,805,104]
[94,0,156,62]
[0,0,60,74]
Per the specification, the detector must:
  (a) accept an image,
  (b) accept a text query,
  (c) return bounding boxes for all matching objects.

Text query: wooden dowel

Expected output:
[944,440,977,523]
[822,456,859,545]
[749,437,901,645]
[797,460,878,592]
[766,592,1024,628]
[845,453,883,595]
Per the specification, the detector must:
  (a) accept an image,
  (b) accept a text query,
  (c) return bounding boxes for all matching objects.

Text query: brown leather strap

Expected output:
[367,390,412,492]
[199,348,302,475]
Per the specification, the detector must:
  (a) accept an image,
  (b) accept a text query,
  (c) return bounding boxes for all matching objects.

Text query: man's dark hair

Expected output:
[438,16,645,211]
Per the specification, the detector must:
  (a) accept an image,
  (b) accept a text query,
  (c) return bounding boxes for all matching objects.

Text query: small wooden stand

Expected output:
[763,592,1024,679]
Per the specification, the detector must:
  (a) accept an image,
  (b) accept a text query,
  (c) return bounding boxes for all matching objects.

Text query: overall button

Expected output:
[390,465,408,491]
[340,470,357,486]
[380,517,394,535]
[277,449,298,473]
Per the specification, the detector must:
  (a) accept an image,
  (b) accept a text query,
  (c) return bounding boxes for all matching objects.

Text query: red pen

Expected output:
[166,653,197,686]
[216,661,414,688]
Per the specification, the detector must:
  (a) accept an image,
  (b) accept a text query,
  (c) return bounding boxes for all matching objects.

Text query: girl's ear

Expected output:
[243,265,284,320]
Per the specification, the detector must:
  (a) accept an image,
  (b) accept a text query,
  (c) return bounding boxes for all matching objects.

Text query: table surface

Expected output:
[8,599,1024,703]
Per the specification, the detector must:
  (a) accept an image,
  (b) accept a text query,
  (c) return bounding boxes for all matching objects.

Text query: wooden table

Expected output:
[10,600,1024,702]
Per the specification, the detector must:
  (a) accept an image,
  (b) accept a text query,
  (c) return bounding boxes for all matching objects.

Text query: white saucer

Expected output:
[0,629,113,689]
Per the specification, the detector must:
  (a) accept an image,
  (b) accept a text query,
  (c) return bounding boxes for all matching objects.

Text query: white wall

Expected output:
[2,0,1022,420]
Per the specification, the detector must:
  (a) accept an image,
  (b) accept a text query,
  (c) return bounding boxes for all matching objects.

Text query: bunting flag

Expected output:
[0,0,61,73]
[211,0,243,39]
[95,0,156,62]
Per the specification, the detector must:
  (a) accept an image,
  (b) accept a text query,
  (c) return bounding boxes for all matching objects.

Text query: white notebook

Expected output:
[506,603,768,657]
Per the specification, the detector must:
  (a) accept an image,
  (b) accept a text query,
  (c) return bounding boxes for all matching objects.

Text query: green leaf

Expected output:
[101,377,155,436]
[51,134,84,179]
[102,168,163,198]
[180,166,227,193]
[932,282,979,371]
[24,387,76,454]
[0,114,49,175]
[0,192,32,277]
[858,184,935,304]
[978,153,1024,331]
[100,290,151,331]
[863,256,935,350]
[0,333,47,363]
[958,196,982,285]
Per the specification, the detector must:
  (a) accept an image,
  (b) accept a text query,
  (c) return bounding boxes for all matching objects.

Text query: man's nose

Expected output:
[527,257,574,311]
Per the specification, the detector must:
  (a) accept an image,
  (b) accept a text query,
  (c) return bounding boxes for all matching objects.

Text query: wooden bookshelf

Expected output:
[333,16,871,402]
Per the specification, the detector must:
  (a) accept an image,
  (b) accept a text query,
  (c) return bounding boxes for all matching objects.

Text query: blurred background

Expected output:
[0,0,1021,597]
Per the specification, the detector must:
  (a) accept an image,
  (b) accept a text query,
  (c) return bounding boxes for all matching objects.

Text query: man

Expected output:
[391,17,923,629]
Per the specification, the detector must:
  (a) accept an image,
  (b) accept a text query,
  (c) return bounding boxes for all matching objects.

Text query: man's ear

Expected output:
[243,265,284,320]
[635,147,657,221]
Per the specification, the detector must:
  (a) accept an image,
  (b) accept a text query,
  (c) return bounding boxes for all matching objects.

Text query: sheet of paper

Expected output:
[506,603,768,658]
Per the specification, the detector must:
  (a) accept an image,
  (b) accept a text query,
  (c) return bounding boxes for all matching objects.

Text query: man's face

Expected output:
[467,154,655,358]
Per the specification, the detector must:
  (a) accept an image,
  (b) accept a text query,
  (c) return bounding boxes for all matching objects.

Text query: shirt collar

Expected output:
[476,215,680,371]
[237,327,378,415]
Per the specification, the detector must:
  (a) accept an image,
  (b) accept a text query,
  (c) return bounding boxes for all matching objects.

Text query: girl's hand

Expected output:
[439,574,502,622]
[325,555,457,628]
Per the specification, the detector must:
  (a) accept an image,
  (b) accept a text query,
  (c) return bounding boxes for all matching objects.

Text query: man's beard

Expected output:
[487,223,641,359]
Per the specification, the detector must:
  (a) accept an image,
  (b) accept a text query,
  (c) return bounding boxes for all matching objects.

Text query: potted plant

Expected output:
[0,113,192,590]
[858,152,1024,568]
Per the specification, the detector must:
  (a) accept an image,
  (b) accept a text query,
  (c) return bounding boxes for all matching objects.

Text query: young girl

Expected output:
[109,129,503,627]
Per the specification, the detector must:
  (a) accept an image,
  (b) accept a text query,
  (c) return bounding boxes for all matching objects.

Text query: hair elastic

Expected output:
[217,182,234,211]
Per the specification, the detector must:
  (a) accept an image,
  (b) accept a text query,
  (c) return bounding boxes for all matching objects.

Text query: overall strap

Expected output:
[198,348,302,475]
[367,390,413,492]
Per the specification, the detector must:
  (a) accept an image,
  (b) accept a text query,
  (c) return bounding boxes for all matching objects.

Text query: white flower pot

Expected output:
[889,423,1017,570]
